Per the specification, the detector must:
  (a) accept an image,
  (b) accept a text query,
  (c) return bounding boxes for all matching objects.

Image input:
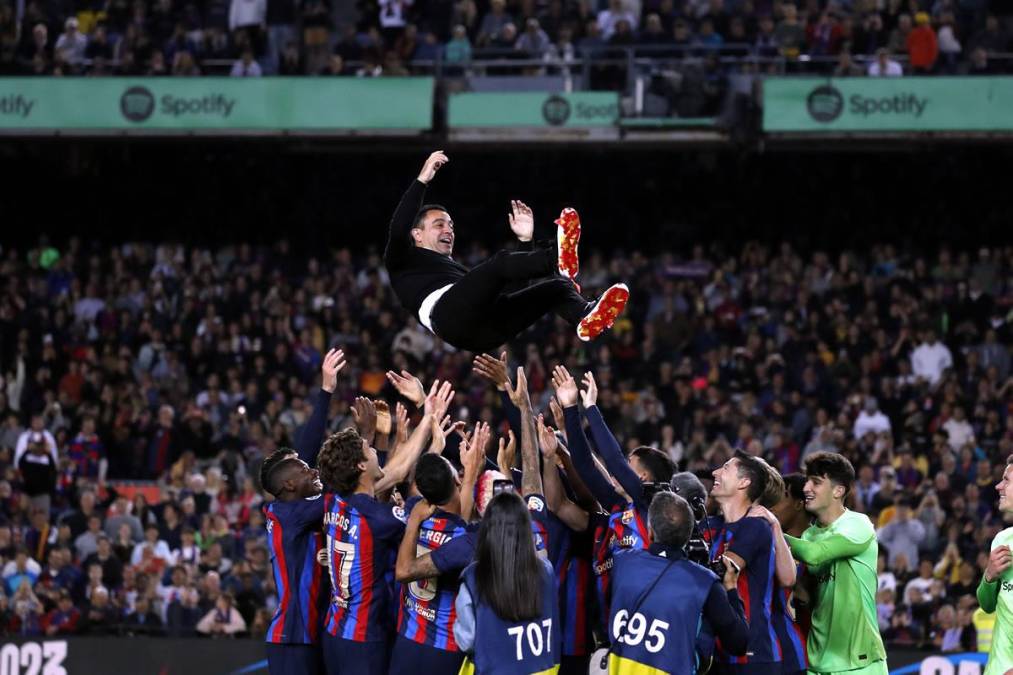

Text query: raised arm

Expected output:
[552,366,623,511]
[385,151,447,264]
[459,423,492,521]
[375,381,454,494]
[505,367,542,498]
[979,544,1012,612]
[295,348,345,466]
[538,415,590,532]
[473,352,522,441]
[554,439,597,513]
[395,499,439,583]
[784,531,874,567]
[581,372,643,505]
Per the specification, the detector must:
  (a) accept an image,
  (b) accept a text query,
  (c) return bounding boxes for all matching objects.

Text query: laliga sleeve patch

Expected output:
[526,495,545,513]
[392,505,407,522]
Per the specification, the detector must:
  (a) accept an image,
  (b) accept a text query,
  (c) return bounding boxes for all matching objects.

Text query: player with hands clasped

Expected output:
[979,456,1013,675]
[383,151,630,352]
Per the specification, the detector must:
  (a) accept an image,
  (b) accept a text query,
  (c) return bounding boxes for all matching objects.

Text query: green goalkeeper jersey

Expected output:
[979,526,1013,675]
[785,509,886,674]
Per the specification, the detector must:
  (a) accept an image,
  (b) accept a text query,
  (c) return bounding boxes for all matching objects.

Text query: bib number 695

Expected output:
[612,610,669,653]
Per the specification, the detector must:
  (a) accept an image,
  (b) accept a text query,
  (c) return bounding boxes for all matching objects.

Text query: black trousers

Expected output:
[430,248,587,353]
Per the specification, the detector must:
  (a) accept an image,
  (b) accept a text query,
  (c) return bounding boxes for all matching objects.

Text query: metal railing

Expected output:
[30,46,1013,129]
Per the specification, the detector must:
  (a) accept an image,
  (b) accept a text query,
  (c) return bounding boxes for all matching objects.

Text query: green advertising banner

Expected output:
[449,91,619,128]
[763,76,1013,132]
[0,77,433,132]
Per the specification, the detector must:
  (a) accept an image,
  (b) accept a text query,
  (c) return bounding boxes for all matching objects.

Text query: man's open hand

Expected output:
[418,151,448,184]
[508,200,534,242]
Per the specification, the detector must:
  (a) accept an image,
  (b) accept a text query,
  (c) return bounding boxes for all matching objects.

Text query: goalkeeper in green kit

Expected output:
[783,452,887,675]
[978,456,1013,675]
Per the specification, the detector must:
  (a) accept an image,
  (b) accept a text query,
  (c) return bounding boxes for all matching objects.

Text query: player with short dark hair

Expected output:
[707,451,781,675]
[784,452,887,675]
[261,349,344,675]
[384,151,629,353]
[764,472,810,675]
[389,452,474,675]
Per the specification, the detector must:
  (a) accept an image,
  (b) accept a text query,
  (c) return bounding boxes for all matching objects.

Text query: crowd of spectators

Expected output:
[0,0,1012,80]
[0,235,1010,647]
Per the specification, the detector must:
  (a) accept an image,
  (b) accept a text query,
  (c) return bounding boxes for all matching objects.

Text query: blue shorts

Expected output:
[389,635,466,675]
[265,643,324,675]
[322,633,390,675]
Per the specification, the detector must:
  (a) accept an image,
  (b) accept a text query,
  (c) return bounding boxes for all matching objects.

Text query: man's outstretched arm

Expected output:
[384,151,447,263]
[784,532,873,567]
[295,348,345,466]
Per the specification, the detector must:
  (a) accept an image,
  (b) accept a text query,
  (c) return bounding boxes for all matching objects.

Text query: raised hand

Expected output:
[537,414,559,460]
[549,397,567,433]
[473,352,511,391]
[374,400,392,436]
[429,415,464,455]
[351,397,377,445]
[551,365,579,408]
[395,402,410,446]
[408,498,437,524]
[503,366,531,411]
[580,372,598,408]
[460,427,486,478]
[417,151,448,184]
[508,200,534,243]
[424,380,455,420]
[496,429,517,475]
[321,348,346,393]
[386,370,425,408]
[986,545,1012,582]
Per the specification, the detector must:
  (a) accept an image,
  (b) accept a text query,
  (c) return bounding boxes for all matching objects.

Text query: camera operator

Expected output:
[608,491,748,674]
[670,472,710,566]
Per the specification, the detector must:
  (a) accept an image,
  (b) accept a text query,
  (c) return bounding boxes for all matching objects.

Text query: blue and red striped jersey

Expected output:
[705,514,781,665]
[771,561,808,673]
[590,503,651,633]
[396,509,469,651]
[67,434,105,480]
[323,492,407,643]
[263,494,328,644]
[558,527,594,657]
[607,503,650,553]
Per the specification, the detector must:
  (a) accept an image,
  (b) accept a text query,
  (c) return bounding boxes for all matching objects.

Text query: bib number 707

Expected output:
[612,610,669,653]
[506,619,553,661]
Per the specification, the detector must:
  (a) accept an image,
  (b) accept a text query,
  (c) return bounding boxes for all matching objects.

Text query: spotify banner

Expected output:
[0,77,434,133]
[763,76,1013,133]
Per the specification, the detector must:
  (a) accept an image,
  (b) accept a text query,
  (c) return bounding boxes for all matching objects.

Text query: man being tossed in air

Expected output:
[384,151,629,353]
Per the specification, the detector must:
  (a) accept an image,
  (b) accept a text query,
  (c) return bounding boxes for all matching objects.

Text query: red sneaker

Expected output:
[577,283,630,342]
[555,207,581,287]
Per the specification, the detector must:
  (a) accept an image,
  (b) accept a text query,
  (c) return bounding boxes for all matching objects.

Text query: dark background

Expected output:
[2,139,1010,253]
